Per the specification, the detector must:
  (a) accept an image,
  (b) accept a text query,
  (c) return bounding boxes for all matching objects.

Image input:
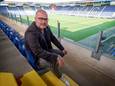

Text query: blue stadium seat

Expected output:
[25,49,38,70]
[4,27,10,34]
[25,47,49,74]
[0,24,5,31]
[1,24,7,31]
[18,38,27,57]
[111,48,115,56]
[7,29,14,38]
[8,31,15,41]
[112,52,115,56]
[0,21,2,29]
[12,35,21,48]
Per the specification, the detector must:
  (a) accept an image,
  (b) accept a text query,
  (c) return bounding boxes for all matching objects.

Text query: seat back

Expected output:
[25,49,38,70]
[21,70,47,86]
[0,72,18,86]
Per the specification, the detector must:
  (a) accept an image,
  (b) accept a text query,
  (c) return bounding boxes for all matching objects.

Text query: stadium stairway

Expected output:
[0,20,79,86]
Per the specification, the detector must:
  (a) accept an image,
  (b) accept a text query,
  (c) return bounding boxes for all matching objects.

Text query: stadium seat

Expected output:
[25,49,39,70]
[0,21,2,29]
[111,48,115,56]
[42,71,66,86]
[18,39,27,57]
[0,72,18,86]
[12,36,20,47]
[1,25,6,31]
[12,32,22,48]
[21,70,47,86]
[8,30,15,41]
[112,52,115,56]
[4,27,10,35]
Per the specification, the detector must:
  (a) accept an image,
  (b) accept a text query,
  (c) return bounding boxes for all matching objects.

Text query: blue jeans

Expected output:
[48,49,64,78]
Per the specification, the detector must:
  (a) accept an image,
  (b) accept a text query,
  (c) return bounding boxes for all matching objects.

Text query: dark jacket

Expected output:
[24,22,64,63]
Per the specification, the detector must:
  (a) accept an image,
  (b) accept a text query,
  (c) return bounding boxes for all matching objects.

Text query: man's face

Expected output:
[35,12,48,30]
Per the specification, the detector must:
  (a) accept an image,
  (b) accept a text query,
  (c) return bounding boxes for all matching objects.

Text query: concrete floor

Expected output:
[0,30,33,78]
[1,15,115,86]
[61,41,115,86]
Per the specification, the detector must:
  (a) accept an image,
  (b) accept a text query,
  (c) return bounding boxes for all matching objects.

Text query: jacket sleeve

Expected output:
[25,31,58,63]
[49,29,64,50]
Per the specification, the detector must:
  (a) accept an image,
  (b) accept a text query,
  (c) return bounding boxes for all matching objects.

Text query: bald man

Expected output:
[24,9,67,78]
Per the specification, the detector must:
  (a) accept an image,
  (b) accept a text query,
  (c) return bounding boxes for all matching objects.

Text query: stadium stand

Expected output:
[54,6,115,18]
[0,5,115,18]
[0,20,60,86]
[0,20,79,86]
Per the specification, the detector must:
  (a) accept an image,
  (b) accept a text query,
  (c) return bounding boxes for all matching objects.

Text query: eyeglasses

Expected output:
[38,17,48,20]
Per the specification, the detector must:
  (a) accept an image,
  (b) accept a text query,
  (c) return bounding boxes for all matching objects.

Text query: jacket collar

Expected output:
[33,21,47,33]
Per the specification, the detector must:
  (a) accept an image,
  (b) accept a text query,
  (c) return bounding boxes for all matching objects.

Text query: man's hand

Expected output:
[57,56,64,67]
[62,50,67,55]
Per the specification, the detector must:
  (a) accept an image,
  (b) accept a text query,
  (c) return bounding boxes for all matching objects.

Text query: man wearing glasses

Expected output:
[24,9,67,78]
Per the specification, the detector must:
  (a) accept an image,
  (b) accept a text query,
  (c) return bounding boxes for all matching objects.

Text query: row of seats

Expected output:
[0,20,37,70]
[0,70,47,86]
[0,70,68,86]
[1,6,115,18]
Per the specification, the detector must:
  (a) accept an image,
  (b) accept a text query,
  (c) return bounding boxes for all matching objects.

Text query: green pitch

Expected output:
[21,14,115,41]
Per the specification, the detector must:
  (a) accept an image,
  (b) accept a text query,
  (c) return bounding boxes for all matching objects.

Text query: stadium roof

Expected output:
[4,0,81,3]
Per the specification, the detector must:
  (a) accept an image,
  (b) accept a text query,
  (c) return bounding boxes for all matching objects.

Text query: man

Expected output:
[24,9,67,78]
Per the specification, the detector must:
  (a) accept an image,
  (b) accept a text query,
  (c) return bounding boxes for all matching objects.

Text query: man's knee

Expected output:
[49,49,64,57]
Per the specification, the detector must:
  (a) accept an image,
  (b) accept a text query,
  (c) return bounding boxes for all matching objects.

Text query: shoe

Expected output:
[36,64,50,75]
[60,74,70,86]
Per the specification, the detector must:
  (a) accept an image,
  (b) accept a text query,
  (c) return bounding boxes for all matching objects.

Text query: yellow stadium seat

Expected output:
[0,72,18,86]
[42,71,66,86]
[21,70,47,86]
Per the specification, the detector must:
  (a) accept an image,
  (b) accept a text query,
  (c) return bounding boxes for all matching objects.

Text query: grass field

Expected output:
[20,14,115,41]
